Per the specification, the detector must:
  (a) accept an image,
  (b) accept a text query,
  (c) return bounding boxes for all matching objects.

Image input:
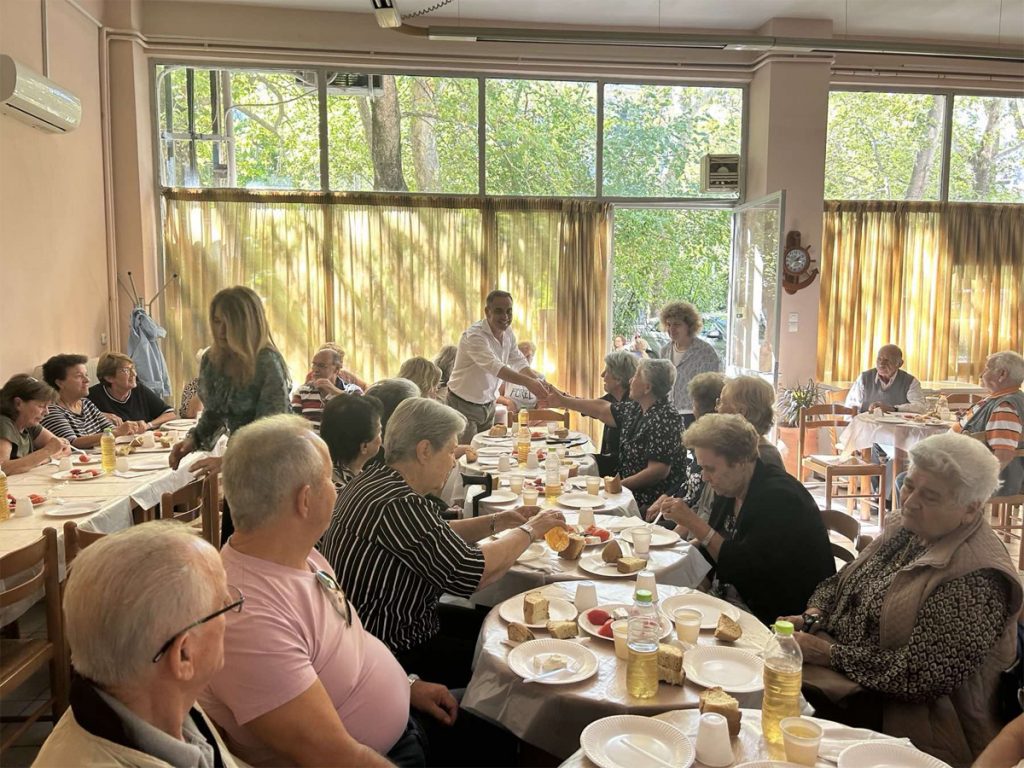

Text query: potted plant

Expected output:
[775,379,827,478]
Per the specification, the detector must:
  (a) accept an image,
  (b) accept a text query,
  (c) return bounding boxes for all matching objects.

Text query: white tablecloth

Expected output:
[838,412,954,455]
[463,582,771,758]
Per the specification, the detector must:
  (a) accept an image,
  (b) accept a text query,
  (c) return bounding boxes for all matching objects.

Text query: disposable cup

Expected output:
[674,608,702,644]
[635,570,658,602]
[585,476,601,496]
[781,717,823,766]
[611,619,630,660]
[577,506,596,529]
[522,488,539,506]
[509,474,524,494]
[575,581,598,612]
[695,712,734,767]
[632,528,652,555]
[13,497,34,518]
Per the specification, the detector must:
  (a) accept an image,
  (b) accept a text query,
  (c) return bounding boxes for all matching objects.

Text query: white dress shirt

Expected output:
[448,319,529,405]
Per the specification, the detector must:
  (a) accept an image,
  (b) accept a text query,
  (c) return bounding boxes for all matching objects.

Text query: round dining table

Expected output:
[462,581,772,759]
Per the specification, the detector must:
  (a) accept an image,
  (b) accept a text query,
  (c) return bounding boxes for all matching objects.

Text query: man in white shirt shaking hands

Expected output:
[446,290,548,443]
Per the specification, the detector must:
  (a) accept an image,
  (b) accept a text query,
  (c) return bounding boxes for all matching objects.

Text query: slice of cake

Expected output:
[508,622,535,643]
[616,556,647,574]
[523,592,549,624]
[656,643,685,686]
[714,613,743,642]
[558,534,587,561]
[546,620,579,639]
[699,686,742,737]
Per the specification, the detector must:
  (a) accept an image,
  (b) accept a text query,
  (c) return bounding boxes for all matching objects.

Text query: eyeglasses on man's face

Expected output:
[152,584,244,663]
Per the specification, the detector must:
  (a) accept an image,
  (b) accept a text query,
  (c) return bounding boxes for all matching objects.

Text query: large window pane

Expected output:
[949,95,1024,203]
[825,91,946,200]
[603,84,742,198]
[612,208,731,358]
[156,66,320,189]
[327,74,478,193]
[486,79,597,196]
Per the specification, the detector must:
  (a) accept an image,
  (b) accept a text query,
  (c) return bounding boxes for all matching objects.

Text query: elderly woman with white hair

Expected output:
[35,522,241,767]
[544,357,686,510]
[953,349,1024,496]
[786,432,1022,766]
[320,397,565,688]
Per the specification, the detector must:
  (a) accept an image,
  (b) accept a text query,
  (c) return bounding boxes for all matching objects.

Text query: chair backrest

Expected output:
[460,473,494,519]
[202,470,221,547]
[0,529,61,640]
[830,541,856,564]
[63,521,107,567]
[798,404,857,460]
[943,392,984,407]
[820,507,861,545]
[525,409,570,428]
[159,476,205,524]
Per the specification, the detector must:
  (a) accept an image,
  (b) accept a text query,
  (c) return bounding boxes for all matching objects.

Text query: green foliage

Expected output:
[776,379,826,427]
[949,95,1024,203]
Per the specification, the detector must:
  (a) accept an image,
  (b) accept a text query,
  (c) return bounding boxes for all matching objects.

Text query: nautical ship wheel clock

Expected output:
[782,230,819,294]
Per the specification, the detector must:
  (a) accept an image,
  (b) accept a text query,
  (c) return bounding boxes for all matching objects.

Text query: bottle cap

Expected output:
[773,620,795,636]
[634,588,653,603]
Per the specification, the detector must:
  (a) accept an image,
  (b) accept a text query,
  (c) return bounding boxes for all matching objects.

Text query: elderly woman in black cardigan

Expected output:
[660,413,835,625]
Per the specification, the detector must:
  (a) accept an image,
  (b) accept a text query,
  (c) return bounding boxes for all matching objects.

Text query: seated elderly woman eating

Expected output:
[320,398,565,688]
[785,432,1022,767]
[87,352,175,432]
[543,358,686,511]
[319,393,383,488]
[40,354,138,448]
[661,414,834,625]
[716,375,785,470]
[0,375,71,474]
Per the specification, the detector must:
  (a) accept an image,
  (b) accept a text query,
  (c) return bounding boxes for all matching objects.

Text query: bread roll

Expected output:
[601,539,623,563]
[714,613,743,642]
[699,687,742,737]
[489,424,507,437]
[523,592,549,624]
[508,622,535,643]
[616,556,647,574]
[604,475,622,494]
[558,534,587,561]
[657,643,685,686]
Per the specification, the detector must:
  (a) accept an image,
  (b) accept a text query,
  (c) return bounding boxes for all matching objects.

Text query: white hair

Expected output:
[988,351,1024,386]
[64,521,220,688]
[638,358,676,400]
[385,397,466,464]
[604,350,638,389]
[908,432,1001,506]
[222,414,326,531]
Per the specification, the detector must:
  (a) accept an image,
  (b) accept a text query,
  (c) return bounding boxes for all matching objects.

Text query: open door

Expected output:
[727,191,785,388]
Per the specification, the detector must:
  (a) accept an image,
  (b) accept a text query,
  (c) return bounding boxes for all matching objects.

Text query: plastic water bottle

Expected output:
[100,428,117,474]
[626,589,660,698]
[762,620,803,745]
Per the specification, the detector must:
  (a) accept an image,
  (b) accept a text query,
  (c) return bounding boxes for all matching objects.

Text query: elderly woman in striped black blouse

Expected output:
[787,432,1021,766]
[40,354,138,448]
[319,397,564,688]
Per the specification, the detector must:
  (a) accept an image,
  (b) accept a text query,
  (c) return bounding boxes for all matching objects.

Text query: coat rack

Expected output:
[118,271,179,313]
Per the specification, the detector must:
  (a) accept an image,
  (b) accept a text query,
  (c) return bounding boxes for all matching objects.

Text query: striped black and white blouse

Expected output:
[41,399,112,442]
[318,464,485,654]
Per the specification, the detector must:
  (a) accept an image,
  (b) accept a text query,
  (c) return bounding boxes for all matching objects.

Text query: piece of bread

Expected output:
[714,613,743,643]
[601,539,623,563]
[699,687,742,737]
[604,475,622,494]
[546,620,578,639]
[558,534,587,560]
[523,592,549,624]
[489,424,508,437]
[464,447,478,463]
[616,556,647,574]
[657,643,685,686]
[508,622,535,643]
[555,427,569,439]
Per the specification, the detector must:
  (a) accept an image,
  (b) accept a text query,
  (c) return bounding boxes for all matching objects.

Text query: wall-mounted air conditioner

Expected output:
[0,55,81,133]
[701,154,741,193]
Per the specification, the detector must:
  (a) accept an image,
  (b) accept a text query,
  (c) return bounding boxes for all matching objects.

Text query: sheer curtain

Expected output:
[162,190,610,426]
[818,201,1023,383]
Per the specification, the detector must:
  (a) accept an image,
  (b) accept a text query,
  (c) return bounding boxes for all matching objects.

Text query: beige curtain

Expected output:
[162,190,610,433]
[818,201,1023,384]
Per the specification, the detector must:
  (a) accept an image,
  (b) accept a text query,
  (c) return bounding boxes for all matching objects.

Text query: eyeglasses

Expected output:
[119,366,137,374]
[152,584,244,663]
[313,568,351,627]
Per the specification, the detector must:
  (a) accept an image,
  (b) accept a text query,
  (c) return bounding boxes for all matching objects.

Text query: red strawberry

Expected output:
[587,609,611,626]
[79,454,90,463]
[598,619,615,638]
[70,468,83,476]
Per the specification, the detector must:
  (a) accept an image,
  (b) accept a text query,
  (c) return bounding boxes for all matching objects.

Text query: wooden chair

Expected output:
[988,449,1024,569]
[820,507,873,556]
[524,409,570,428]
[62,521,106,567]
[157,472,221,547]
[0,529,69,753]
[799,405,887,525]
[943,392,984,408]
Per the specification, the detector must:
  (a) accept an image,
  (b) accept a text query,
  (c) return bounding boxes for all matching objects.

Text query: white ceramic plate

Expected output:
[660,592,742,630]
[516,542,547,563]
[162,419,196,430]
[43,502,101,517]
[474,455,502,467]
[480,490,519,505]
[581,715,694,768]
[683,646,764,693]
[52,469,105,482]
[476,446,509,457]
[498,595,578,628]
[578,553,645,579]
[60,454,100,466]
[837,743,952,768]
[129,456,171,471]
[577,603,672,642]
[507,639,598,685]
[620,526,681,547]
[479,435,513,444]
[734,762,804,767]
[557,492,606,510]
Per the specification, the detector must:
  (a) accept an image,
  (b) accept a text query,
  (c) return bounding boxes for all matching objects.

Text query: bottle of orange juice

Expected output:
[516,417,531,465]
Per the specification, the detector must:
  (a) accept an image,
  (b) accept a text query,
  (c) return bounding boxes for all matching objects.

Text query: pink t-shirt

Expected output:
[199,546,410,767]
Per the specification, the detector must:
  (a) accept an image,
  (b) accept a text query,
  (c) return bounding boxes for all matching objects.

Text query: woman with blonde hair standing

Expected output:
[169,286,291,542]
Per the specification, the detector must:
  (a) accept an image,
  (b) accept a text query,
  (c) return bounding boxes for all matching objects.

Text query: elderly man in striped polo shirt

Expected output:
[953,350,1024,496]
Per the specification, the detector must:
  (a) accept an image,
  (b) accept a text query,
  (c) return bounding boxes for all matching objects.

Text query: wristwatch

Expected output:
[407,674,420,686]
[700,527,715,547]
[518,524,536,542]
[802,612,821,633]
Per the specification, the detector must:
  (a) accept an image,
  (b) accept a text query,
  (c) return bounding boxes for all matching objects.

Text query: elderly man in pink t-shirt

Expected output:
[199,415,456,767]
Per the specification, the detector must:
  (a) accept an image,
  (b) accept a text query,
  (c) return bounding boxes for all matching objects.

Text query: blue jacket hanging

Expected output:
[128,307,171,397]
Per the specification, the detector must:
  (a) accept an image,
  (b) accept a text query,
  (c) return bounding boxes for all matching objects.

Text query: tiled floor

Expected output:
[3,488,1021,764]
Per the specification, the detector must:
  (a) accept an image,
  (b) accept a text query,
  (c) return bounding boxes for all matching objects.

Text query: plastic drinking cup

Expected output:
[611,619,630,660]
[632,528,652,555]
[509,474,524,494]
[674,608,702,644]
[780,717,823,766]
[585,476,601,496]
